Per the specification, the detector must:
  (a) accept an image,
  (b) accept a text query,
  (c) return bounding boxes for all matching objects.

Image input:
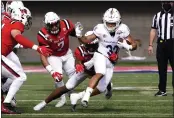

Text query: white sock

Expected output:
[82,87,93,102]
[78,91,86,99]
[3,79,23,103]
[2,78,13,92]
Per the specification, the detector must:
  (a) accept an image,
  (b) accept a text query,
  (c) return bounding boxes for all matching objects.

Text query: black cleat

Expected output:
[71,105,76,112]
[154,91,167,96]
[2,103,19,114]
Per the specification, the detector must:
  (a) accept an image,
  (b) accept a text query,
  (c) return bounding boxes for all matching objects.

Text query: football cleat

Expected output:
[154,91,167,96]
[81,100,88,108]
[11,97,17,107]
[33,101,47,111]
[105,82,113,99]
[3,103,21,114]
[55,99,66,108]
[71,105,76,112]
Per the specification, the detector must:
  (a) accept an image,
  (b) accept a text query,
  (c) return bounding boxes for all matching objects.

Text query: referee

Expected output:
[148,1,174,96]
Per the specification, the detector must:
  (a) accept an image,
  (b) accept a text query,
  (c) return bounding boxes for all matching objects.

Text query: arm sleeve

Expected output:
[74,47,85,61]
[120,24,130,39]
[93,24,100,37]
[151,14,158,29]
[37,32,49,46]
[63,19,75,34]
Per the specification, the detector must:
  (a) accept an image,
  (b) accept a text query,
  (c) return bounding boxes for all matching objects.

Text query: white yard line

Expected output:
[3,113,172,116]
[17,100,172,102]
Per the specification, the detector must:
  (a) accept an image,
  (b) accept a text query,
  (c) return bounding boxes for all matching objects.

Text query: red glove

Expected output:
[37,46,53,57]
[75,64,84,73]
[109,53,118,62]
[51,71,63,82]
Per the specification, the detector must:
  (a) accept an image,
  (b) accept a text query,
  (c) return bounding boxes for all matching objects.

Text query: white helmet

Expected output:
[6,1,24,15]
[84,31,99,54]
[103,8,121,33]
[11,7,32,30]
[44,12,60,34]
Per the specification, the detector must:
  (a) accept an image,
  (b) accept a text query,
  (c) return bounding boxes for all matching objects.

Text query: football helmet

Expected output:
[6,1,24,14]
[84,31,99,54]
[44,12,60,34]
[11,7,32,30]
[103,8,121,33]
[1,2,5,14]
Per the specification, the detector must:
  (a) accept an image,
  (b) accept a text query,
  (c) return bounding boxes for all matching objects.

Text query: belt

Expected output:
[157,38,174,43]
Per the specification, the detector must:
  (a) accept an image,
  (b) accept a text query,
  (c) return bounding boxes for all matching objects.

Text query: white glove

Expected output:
[117,40,133,50]
[75,22,83,38]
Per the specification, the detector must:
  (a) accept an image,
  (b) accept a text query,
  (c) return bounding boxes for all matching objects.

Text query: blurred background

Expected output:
[2,1,161,63]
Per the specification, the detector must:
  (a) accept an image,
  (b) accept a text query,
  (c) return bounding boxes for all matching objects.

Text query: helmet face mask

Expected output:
[6,1,24,15]
[103,8,121,33]
[44,12,60,35]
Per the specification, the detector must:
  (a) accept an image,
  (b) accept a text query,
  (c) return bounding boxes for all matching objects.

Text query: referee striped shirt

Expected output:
[151,10,174,40]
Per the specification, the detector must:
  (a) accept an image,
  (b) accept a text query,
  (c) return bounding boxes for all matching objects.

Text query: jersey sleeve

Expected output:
[93,24,101,37]
[120,24,130,39]
[74,47,85,61]
[37,30,49,46]
[63,19,75,33]
[11,22,24,33]
[151,14,158,29]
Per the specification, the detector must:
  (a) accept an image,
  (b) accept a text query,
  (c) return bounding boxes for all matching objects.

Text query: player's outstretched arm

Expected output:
[11,29,52,57]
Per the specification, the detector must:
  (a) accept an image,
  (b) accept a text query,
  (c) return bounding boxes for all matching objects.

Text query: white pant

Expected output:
[2,54,26,81]
[6,52,22,69]
[47,49,75,78]
[93,52,114,92]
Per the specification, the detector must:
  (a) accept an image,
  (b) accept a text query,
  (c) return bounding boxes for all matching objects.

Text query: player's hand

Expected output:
[50,71,63,82]
[109,53,118,62]
[75,22,83,38]
[148,45,153,55]
[37,46,53,57]
[75,64,84,73]
[117,40,132,50]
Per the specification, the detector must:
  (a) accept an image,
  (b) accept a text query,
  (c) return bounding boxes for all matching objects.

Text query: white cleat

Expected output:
[81,100,88,108]
[55,99,66,108]
[33,101,46,111]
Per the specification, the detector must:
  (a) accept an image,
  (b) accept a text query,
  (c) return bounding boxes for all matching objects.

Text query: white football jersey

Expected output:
[93,23,130,57]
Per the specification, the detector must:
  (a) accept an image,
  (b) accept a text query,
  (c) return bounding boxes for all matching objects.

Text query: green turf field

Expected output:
[2,73,174,118]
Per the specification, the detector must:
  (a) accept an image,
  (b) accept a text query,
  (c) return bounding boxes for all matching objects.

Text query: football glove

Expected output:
[37,46,53,57]
[109,53,118,62]
[50,71,63,82]
[75,64,84,73]
[117,40,133,50]
[75,22,83,38]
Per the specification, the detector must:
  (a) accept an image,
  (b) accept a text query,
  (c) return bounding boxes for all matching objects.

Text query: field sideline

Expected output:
[2,66,174,118]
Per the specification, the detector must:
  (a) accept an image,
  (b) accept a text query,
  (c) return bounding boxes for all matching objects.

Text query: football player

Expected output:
[1,7,52,114]
[74,8,137,107]
[36,11,80,107]
[1,1,25,108]
[33,31,113,111]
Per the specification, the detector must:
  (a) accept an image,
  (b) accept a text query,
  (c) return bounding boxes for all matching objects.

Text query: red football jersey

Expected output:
[1,21,24,56]
[37,19,74,56]
[74,44,95,75]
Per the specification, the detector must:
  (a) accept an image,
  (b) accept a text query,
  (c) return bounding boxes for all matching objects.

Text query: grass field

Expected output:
[2,72,174,118]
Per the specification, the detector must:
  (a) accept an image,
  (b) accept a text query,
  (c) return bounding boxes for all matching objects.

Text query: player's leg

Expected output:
[81,52,106,106]
[33,72,88,111]
[1,55,27,114]
[2,52,22,107]
[47,55,66,107]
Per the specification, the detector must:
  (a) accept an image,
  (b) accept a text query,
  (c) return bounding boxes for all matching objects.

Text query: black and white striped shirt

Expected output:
[151,10,174,40]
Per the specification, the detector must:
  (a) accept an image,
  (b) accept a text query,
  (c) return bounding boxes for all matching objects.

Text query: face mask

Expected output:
[162,3,172,12]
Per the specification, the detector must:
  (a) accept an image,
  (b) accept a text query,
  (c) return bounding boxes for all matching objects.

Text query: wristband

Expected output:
[45,65,53,73]
[32,45,38,50]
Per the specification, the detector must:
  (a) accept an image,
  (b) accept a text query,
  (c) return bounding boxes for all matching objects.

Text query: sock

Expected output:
[82,87,93,102]
[78,91,86,99]
[2,78,13,93]
[3,79,23,103]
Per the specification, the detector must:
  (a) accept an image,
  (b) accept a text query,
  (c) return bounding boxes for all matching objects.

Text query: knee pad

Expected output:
[97,86,106,93]
[65,82,75,90]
